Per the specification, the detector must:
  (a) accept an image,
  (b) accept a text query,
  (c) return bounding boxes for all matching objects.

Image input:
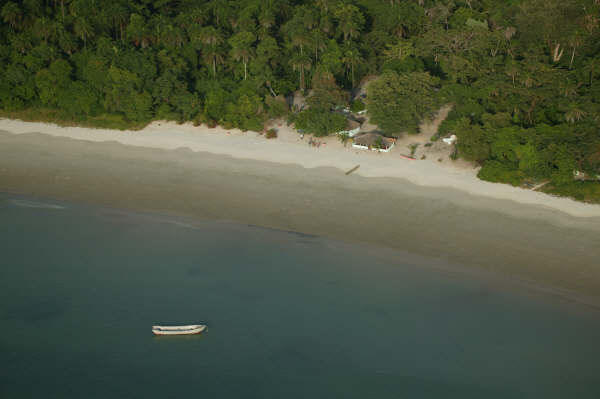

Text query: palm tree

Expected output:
[187,7,206,27]
[56,23,77,54]
[1,1,22,30]
[73,16,93,48]
[232,7,257,34]
[342,45,362,88]
[199,26,222,47]
[150,15,168,46]
[309,30,326,60]
[567,32,583,70]
[258,7,275,30]
[33,17,56,43]
[583,56,600,86]
[101,0,129,41]
[383,40,413,61]
[198,27,225,79]
[316,0,332,15]
[565,103,586,124]
[11,32,33,54]
[257,5,275,38]
[505,60,519,87]
[195,26,225,79]
[427,2,453,30]
[290,54,312,91]
[559,79,579,98]
[126,14,149,48]
[256,35,280,69]
[161,25,185,49]
[337,132,350,146]
[228,31,255,80]
[287,24,310,56]
[206,0,230,28]
[301,7,319,30]
[202,46,225,79]
[57,0,70,20]
[333,5,364,43]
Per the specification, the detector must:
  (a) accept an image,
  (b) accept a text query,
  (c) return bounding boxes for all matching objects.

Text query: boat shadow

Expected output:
[151,334,207,343]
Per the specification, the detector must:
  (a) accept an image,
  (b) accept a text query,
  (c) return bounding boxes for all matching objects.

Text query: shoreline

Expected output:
[1,129,600,308]
[1,117,600,218]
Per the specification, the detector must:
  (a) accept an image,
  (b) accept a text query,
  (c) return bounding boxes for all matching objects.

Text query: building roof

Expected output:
[353,132,395,149]
[346,119,361,131]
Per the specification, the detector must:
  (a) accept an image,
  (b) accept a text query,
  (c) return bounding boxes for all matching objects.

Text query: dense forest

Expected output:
[1,0,599,200]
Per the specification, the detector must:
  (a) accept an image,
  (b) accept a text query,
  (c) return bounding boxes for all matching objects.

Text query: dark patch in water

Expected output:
[347,375,519,399]
[3,298,66,322]
[246,223,318,239]
[187,267,203,277]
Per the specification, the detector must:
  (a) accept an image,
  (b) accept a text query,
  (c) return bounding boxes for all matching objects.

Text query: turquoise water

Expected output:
[1,194,599,398]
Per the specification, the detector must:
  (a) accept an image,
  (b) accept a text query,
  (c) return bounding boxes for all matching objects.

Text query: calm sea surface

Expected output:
[1,193,599,398]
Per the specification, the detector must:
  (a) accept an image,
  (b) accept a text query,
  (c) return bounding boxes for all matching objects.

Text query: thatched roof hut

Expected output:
[352,132,395,152]
[337,119,362,137]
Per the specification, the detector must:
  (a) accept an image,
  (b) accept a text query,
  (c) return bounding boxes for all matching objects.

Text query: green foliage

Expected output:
[224,94,264,132]
[319,40,343,75]
[265,95,288,119]
[382,56,425,74]
[294,108,346,137]
[454,118,491,162]
[337,132,350,144]
[0,0,599,201]
[542,181,600,204]
[58,81,101,118]
[266,128,277,139]
[202,85,229,122]
[478,161,525,186]
[307,70,347,110]
[367,71,439,135]
[125,90,153,122]
[35,59,72,106]
[350,99,365,113]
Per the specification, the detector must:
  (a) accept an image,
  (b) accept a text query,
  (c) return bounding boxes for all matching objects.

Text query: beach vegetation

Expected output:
[265,95,289,119]
[266,128,278,139]
[367,71,440,136]
[0,0,599,201]
[350,99,365,113]
[408,144,419,158]
[294,108,346,137]
[337,132,350,145]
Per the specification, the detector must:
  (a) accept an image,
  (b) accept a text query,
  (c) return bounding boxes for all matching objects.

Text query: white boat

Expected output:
[152,324,206,336]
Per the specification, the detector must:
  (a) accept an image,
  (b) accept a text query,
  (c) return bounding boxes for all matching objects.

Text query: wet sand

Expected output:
[2,117,600,218]
[1,131,600,306]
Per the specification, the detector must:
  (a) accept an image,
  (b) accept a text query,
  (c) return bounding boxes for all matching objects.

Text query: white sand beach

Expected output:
[1,116,600,218]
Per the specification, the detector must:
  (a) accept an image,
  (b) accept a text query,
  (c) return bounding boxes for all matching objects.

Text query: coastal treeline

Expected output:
[1,0,599,199]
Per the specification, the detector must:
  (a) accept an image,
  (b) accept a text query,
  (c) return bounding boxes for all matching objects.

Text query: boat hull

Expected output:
[152,324,206,336]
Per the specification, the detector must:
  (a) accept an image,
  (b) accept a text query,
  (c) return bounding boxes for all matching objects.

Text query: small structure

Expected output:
[337,119,361,137]
[287,91,307,112]
[442,134,457,145]
[574,170,600,181]
[352,132,396,153]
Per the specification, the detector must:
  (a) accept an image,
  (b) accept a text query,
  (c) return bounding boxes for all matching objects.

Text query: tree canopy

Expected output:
[0,0,599,200]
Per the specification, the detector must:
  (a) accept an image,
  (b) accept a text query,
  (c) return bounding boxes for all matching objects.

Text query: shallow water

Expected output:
[1,193,599,398]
